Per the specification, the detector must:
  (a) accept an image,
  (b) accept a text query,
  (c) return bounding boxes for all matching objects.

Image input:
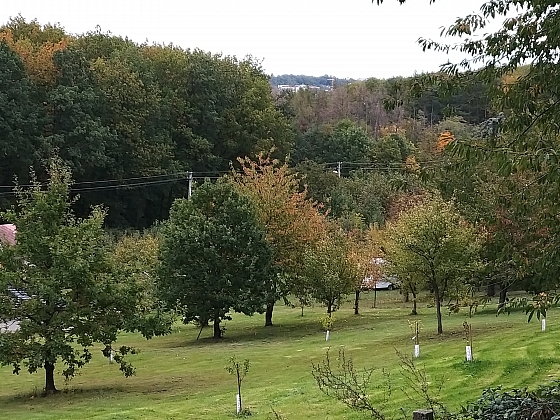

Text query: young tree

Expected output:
[303,232,359,314]
[0,162,167,393]
[386,197,481,334]
[235,155,327,326]
[158,179,273,338]
[111,232,173,336]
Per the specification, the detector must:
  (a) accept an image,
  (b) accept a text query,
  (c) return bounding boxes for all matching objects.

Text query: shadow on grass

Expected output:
[0,374,207,408]
[164,310,419,349]
[0,384,128,405]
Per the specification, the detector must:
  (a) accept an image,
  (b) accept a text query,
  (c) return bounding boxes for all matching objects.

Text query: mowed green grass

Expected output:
[2,291,560,419]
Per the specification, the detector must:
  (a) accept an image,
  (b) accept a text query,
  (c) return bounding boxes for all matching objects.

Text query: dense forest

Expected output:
[0,17,292,228]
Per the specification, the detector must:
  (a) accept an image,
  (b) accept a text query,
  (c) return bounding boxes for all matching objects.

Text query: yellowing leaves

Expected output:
[0,28,69,85]
[436,130,455,152]
[235,154,328,272]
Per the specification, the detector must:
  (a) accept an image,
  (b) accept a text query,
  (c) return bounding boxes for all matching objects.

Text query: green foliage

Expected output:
[458,383,560,420]
[320,313,336,331]
[0,18,293,229]
[386,197,482,334]
[0,161,167,392]
[293,119,373,165]
[370,133,414,167]
[0,41,43,195]
[158,179,273,338]
[302,233,358,314]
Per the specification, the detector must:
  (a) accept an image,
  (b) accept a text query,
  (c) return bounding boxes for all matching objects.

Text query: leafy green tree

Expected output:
[158,179,273,338]
[111,232,173,335]
[303,233,359,314]
[370,133,414,167]
[0,41,43,195]
[386,197,481,334]
[292,119,373,166]
[0,162,168,393]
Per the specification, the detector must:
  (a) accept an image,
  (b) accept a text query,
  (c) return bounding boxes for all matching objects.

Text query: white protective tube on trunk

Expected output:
[466,345,473,362]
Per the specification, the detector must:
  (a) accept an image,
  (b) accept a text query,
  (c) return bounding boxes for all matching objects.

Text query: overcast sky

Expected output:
[1,0,488,80]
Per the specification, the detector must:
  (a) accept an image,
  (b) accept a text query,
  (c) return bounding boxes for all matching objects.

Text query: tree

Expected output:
[303,232,359,314]
[386,197,481,334]
[0,41,43,199]
[158,179,273,338]
[235,155,327,326]
[111,232,173,335]
[346,226,383,315]
[0,162,167,393]
[380,0,560,295]
[293,119,373,166]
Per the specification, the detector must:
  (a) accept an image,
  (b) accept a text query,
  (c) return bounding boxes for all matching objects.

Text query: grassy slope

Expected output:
[1,291,559,419]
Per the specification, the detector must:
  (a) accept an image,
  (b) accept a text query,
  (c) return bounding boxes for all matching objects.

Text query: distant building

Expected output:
[0,224,16,246]
[0,223,20,333]
[277,84,322,92]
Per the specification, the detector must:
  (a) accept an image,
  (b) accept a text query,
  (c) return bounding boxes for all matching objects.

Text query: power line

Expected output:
[0,159,449,196]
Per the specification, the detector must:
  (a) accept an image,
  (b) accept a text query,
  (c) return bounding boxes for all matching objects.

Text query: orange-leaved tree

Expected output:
[235,155,327,326]
[0,26,69,86]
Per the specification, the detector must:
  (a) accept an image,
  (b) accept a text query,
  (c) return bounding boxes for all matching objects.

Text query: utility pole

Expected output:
[188,171,193,198]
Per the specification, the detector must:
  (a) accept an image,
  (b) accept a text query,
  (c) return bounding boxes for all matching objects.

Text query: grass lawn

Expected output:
[1,290,560,419]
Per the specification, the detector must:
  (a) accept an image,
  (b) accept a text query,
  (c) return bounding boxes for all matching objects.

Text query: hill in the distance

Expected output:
[270,74,357,90]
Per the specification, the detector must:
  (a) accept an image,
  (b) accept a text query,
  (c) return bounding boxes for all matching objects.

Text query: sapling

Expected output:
[321,313,336,341]
[408,320,421,358]
[225,356,250,415]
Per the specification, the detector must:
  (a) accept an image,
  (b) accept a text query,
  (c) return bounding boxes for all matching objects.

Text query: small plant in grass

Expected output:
[321,313,336,341]
[501,292,556,330]
[311,347,390,420]
[397,350,452,419]
[225,356,251,415]
[321,313,336,331]
[408,320,422,358]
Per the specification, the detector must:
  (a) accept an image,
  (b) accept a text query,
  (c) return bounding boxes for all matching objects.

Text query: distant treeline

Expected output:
[0,17,492,231]
[270,74,357,88]
[0,17,292,228]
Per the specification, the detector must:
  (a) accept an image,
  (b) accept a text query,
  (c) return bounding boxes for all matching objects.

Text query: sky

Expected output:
[1,0,489,80]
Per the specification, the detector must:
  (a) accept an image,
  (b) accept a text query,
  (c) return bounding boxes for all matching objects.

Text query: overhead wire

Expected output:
[0,158,448,196]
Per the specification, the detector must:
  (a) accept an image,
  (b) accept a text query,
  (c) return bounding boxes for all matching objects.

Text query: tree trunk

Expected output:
[435,292,443,334]
[327,303,332,314]
[411,290,418,315]
[498,286,508,310]
[373,288,377,308]
[354,290,360,315]
[213,317,222,339]
[404,289,410,303]
[487,283,496,297]
[265,301,274,327]
[44,361,57,393]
